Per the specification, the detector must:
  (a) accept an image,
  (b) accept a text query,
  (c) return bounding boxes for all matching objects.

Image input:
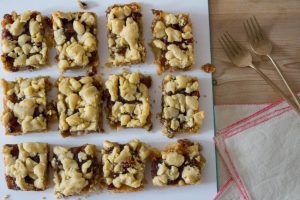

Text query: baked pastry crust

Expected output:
[1,11,50,71]
[106,3,146,66]
[56,75,103,137]
[52,11,98,75]
[1,77,52,135]
[3,142,49,191]
[104,71,152,130]
[151,139,206,187]
[151,10,194,74]
[161,75,204,138]
[101,140,150,192]
[51,144,100,198]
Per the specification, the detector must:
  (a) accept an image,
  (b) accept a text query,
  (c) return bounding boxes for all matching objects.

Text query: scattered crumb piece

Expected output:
[77,0,88,9]
[202,63,216,73]
[203,95,207,98]
[41,197,46,200]
[213,79,218,86]
[3,194,10,200]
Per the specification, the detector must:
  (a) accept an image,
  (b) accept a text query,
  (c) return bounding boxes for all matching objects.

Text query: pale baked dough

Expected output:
[1,11,49,71]
[161,75,204,138]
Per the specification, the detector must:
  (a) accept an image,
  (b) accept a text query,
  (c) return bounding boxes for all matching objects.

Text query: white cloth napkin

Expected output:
[214,98,300,200]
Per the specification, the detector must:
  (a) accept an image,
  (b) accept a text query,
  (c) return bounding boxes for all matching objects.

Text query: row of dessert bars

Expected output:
[1,72,205,138]
[1,3,194,74]
[3,139,206,198]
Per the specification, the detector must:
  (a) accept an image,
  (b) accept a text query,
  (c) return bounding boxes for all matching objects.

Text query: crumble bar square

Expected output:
[106,3,146,66]
[51,144,99,198]
[57,75,102,137]
[161,75,204,138]
[101,140,150,192]
[104,71,152,130]
[1,11,50,71]
[151,139,206,186]
[151,10,194,74]
[3,142,49,191]
[52,11,98,74]
[1,77,51,135]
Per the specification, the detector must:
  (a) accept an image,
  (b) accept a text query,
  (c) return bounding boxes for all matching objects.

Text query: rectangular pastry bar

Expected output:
[161,75,204,138]
[101,140,150,192]
[3,142,49,191]
[51,144,99,198]
[1,11,49,71]
[104,71,152,130]
[151,139,205,186]
[1,77,51,135]
[52,11,98,74]
[106,3,146,66]
[151,10,194,73]
[57,75,102,137]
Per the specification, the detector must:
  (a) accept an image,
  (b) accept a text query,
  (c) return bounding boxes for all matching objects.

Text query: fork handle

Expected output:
[249,64,300,115]
[266,54,300,109]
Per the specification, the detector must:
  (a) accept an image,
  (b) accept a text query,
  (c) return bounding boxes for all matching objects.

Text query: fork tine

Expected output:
[225,32,242,51]
[221,33,238,56]
[243,21,254,43]
[246,18,257,42]
[250,17,263,41]
[253,16,264,39]
[219,38,233,60]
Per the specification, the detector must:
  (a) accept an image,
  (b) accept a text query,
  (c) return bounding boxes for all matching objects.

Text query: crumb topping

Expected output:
[1,77,50,134]
[1,11,49,71]
[151,10,194,73]
[51,144,99,198]
[52,12,98,73]
[161,75,204,138]
[3,143,49,191]
[57,75,102,136]
[101,140,150,190]
[104,71,152,130]
[106,3,145,66]
[151,139,205,186]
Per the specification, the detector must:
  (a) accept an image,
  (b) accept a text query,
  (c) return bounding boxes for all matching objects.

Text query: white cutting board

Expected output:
[0,0,216,199]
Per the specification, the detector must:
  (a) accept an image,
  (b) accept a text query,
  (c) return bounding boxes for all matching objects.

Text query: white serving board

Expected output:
[0,0,216,199]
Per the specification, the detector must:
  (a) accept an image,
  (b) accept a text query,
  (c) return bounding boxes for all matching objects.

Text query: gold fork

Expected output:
[219,32,300,115]
[244,16,300,109]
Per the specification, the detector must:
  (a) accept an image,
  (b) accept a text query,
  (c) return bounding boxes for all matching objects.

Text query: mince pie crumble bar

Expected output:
[104,71,152,130]
[101,140,150,192]
[151,10,194,73]
[161,75,204,138]
[51,144,99,198]
[1,11,50,71]
[106,3,146,66]
[151,139,205,187]
[3,142,49,191]
[1,77,52,135]
[57,75,102,137]
[52,11,98,74]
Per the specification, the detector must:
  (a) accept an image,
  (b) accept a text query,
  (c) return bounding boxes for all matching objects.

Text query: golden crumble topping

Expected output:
[57,75,102,137]
[52,11,98,74]
[51,144,99,198]
[104,71,152,130]
[106,3,145,66]
[1,11,50,71]
[151,10,194,74]
[3,143,49,191]
[1,77,52,135]
[161,75,204,138]
[101,140,150,192]
[151,139,205,186]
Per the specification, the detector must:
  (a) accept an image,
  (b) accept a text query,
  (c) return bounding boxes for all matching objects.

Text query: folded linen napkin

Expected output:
[214,98,300,200]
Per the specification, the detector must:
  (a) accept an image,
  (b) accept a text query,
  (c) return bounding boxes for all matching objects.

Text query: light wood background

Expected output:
[210,0,300,105]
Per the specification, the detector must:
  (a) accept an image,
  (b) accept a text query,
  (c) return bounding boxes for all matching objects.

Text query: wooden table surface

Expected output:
[210,0,300,105]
